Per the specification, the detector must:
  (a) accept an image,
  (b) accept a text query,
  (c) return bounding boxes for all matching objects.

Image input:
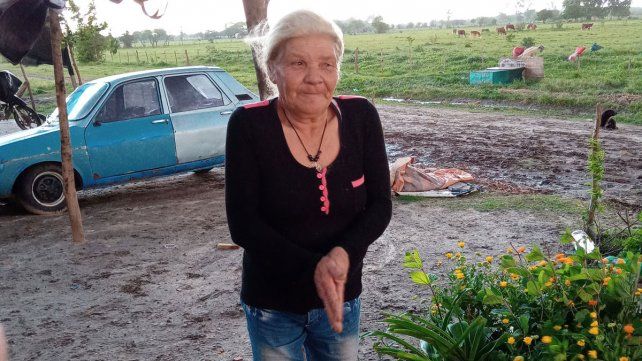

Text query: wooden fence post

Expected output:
[174,50,178,64]
[49,8,85,244]
[184,49,190,65]
[67,45,82,85]
[18,64,37,112]
[127,52,130,64]
[136,50,140,63]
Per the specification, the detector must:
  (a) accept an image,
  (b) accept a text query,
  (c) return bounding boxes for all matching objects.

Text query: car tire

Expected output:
[193,167,213,174]
[16,164,68,215]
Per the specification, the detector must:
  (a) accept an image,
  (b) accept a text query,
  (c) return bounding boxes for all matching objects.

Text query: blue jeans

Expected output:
[241,297,361,361]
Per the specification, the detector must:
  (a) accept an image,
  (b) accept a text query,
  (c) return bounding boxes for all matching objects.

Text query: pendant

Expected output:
[313,162,323,172]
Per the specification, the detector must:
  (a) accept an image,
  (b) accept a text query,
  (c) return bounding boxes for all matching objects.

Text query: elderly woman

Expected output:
[225,9,392,360]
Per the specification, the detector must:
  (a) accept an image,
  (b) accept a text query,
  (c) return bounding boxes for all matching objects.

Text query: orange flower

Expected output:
[500,281,508,288]
[588,350,598,359]
[623,324,634,334]
[601,258,609,264]
[517,246,526,253]
[588,300,598,307]
[603,277,611,286]
[502,318,510,324]
[590,320,598,327]
[523,336,532,345]
[565,279,571,286]
[485,256,493,263]
[619,357,630,361]
[614,268,623,275]
[589,327,599,335]
[508,336,515,345]
[616,258,625,265]
[577,339,585,347]
[555,253,566,260]
[542,335,552,344]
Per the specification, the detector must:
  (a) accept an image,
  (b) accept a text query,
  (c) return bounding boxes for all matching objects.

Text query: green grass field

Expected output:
[2,19,641,123]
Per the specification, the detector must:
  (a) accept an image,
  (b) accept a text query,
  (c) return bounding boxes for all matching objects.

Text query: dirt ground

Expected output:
[0,104,640,361]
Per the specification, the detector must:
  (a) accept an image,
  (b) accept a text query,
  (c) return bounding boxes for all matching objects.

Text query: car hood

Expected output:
[0,124,85,165]
[0,123,61,147]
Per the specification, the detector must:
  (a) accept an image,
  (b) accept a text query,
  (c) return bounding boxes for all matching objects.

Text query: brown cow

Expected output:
[582,23,593,30]
[471,30,481,37]
[505,23,516,31]
[457,29,466,37]
[452,28,458,34]
[527,23,537,30]
[496,27,507,35]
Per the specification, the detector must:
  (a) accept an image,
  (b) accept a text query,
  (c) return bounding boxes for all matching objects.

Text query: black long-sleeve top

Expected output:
[225,96,392,314]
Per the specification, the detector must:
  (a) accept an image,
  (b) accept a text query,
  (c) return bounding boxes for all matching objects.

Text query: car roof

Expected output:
[91,66,224,85]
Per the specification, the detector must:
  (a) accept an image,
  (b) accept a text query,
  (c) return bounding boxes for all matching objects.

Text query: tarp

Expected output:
[0,0,57,65]
[389,157,475,193]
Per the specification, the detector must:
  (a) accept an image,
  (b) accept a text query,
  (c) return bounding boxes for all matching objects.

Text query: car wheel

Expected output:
[16,164,68,215]
[193,167,213,174]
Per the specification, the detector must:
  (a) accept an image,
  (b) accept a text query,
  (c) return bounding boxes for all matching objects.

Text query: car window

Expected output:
[164,74,227,113]
[95,79,161,123]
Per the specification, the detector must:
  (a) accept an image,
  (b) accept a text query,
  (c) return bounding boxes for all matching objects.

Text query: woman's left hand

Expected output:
[314,246,349,333]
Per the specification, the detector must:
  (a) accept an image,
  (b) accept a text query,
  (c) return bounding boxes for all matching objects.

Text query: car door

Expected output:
[163,73,235,164]
[84,77,177,179]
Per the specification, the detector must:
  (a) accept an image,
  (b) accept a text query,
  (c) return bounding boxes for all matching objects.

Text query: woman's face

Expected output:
[271,34,339,117]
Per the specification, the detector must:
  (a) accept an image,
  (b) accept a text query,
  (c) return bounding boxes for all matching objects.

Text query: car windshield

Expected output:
[47,82,109,122]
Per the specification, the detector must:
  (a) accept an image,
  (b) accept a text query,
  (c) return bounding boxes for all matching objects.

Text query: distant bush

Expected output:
[522,37,536,48]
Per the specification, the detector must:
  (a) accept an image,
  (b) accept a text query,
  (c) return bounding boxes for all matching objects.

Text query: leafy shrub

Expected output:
[506,34,516,43]
[522,37,536,48]
[372,240,642,361]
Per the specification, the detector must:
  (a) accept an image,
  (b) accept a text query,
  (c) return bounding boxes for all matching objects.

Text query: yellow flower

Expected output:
[457,241,465,248]
[623,324,634,334]
[589,327,599,335]
[553,325,562,331]
[563,257,574,265]
[500,281,508,288]
[455,252,462,258]
[539,260,548,267]
[565,279,572,286]
[619,357,630,361]
[502,318,509,324]
[603,277,611,286]
[446,252,453,259]
[568,300,575,307]
[590,320,598,327]
[507,248,514,254]
[545,281,553,287]
[578,355,585,360]
[590,312,597,319]
[529,265,538,271]
[486,256,493,263]
[577,339,585,347]
[507,336,515,345]
[517,246,526,253]
[523,336,532,345]
[616,258,625,265]
[455,272,465,280]
[513,356,524,361]
[588,350,598,359]
[510,273,520,280]
[542,335,552,344]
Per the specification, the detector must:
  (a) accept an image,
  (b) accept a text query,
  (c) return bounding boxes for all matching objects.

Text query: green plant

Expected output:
[506,33,516,42]
[372,241,642,361]
[521,37,536,48]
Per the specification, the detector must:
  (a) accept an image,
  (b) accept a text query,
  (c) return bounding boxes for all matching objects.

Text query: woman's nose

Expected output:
[303,65,323,83]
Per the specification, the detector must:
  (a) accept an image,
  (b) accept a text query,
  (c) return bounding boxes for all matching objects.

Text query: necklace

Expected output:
[280,104,329,172]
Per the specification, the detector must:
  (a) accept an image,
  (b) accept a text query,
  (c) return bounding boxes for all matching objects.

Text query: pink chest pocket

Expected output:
[351,175,365,188]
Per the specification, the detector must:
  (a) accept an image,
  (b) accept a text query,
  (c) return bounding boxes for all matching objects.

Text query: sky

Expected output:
[89,0,642,36]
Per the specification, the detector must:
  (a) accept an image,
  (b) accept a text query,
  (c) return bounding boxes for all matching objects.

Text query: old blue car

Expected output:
[0,66,258,214]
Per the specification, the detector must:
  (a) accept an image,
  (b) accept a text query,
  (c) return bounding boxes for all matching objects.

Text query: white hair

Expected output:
[246,10,344,91]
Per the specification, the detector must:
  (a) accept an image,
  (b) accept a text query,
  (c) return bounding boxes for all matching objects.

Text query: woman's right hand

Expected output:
[314,247,349,333]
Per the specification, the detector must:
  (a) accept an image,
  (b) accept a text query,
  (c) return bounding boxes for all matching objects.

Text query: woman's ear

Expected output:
[267,63,279,84]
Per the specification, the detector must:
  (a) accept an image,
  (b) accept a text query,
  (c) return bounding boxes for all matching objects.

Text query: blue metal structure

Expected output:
[0,66,258,214]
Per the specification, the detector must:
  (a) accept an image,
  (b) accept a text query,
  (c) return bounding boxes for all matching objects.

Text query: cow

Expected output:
[505,23,516,31]
[582,23,593,30]
[471,30,481,37]
[496,27,507,35]
[527,23,537,30]
[457,29,466,37]
[452,28,458,35]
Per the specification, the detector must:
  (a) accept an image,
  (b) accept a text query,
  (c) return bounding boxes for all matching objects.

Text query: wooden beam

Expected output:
[49,8,85,243]
[242,0,271,100]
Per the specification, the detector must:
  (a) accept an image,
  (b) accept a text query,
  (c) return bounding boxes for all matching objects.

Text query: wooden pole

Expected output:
[136,50,140,63]
[67,45,82,85]
[586,103,603,241]
[174,50,178,64]
[184,49,190,65]
[18,64,37,112]
[49,8,85,243]
[127,52,130,64]
[242,0,272,100]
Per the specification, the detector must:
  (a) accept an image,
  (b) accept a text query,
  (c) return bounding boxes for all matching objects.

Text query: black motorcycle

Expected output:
[0,70,44,130]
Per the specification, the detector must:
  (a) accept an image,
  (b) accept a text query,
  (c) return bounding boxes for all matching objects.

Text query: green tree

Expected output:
[106,34,120,55]
[67,0,108,62]
[536,9,558,22]
[371,16,389,34]
[609,0,632,17]
[120,31,134,48]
